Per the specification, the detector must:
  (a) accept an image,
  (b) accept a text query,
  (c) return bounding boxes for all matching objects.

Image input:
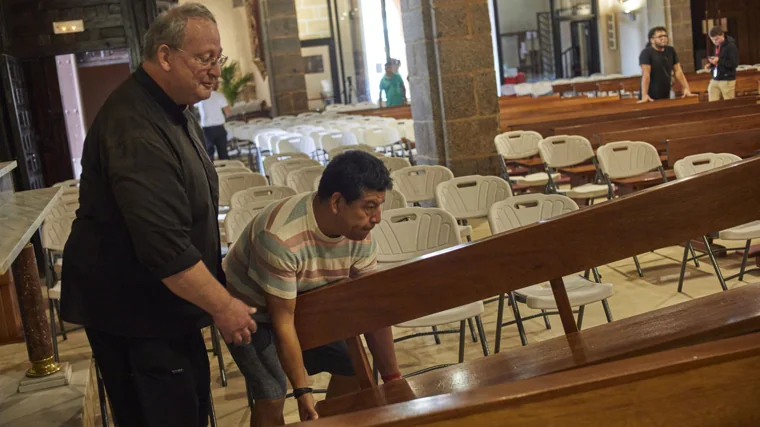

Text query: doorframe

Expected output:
[301,38,342,106]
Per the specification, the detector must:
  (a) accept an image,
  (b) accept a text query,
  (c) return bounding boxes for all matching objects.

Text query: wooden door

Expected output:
[0,54,45,190]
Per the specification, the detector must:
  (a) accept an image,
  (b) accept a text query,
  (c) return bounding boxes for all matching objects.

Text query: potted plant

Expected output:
[220,60,254,105]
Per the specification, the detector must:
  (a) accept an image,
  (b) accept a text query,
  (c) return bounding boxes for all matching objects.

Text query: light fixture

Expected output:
[53,20,85,35]
[619,0,644,14]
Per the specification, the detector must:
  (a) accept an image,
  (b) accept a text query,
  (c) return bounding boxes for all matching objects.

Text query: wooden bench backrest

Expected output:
[666,128,760,166]
[499,96,624,117]
[594,112,760,150]
[555,103,760,143]
[316,284,760,417]
[295,156,760,351]
[302,332,760,426]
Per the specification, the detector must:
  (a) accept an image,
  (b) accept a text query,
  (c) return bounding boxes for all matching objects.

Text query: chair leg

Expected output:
[54,300,67,341]
[592,267,602,282]
[633,255,644,277]
[739,239,752,281]
[541,309,551,329]
[210,325,227,387]
[431,326,441,345]
[458,320,466,364]
[510,293,528,346]
[49,299,59,363]
[208,390,218,427]
[467,318,478,343]
[688,241,700,267]
[677,242,690,293]
[475,315,490,356]
[95,360,110,427]
[702,236,728,291]
[601,299,613,323]
[495,294,505,354]
[576,305,585,330]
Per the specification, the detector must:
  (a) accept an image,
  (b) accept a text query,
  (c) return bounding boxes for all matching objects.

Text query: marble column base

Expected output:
[18,362,71,393]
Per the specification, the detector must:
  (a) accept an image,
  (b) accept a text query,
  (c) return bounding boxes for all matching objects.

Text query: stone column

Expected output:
[401,0,501,177]
[11,243,61,378]
[666,0,695,73]
[260,0,309,116]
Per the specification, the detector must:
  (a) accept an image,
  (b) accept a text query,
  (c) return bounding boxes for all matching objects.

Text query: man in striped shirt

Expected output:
[223,151,401,426]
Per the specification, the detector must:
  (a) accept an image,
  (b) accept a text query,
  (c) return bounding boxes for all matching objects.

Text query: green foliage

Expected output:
[220,60,254,105]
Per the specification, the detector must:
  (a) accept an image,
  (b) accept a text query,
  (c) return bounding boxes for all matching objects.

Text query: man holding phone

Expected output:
[705,26,739,102]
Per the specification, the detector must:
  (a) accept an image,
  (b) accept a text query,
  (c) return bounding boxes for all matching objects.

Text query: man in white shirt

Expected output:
[196,82,230,159]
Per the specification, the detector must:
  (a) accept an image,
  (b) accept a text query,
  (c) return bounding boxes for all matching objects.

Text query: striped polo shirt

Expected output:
[223,192,376,321]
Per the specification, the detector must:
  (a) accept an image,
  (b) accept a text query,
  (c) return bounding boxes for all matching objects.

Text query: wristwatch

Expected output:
[293,387,313,399]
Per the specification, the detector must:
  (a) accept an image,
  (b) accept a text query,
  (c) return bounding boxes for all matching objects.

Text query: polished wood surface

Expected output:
[295,157,760,351]
[666,128,760,166]
[594,112,760,149]
[550,277,577,334]
[555,103,760,144]
[301,331,760,426]
[315,284,760,417]
[346,336,376,389]
[611,170,676,195]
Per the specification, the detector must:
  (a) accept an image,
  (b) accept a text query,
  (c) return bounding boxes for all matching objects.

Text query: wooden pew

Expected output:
[554,103,760,144]
[300,332,760,426]
[666,127,760,166]
[504,97,698,132]
[350,105,413,119]
[594,112,760,151]
[293,157,760,390]
[315,284,760,417]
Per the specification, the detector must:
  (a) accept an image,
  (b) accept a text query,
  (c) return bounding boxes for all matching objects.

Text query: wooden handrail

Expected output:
[295,156,760,350]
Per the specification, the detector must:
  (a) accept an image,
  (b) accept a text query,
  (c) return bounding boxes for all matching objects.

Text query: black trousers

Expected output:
[203,125,229,160]
[86,328,210,427]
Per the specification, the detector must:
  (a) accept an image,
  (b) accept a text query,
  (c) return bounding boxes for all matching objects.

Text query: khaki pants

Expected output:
[708,80,736,101]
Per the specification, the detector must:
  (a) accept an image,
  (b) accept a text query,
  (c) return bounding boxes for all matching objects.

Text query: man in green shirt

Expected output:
[379,62,406,107]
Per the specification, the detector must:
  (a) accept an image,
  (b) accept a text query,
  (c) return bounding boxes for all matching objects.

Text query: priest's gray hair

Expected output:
[143,3,216,61]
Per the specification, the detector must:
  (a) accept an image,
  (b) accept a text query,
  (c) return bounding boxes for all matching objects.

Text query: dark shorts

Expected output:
[226,322,354,400]
[85,328,210,427]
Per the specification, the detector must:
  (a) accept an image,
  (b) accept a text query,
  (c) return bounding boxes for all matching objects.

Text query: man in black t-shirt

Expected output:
[638,27,693,102]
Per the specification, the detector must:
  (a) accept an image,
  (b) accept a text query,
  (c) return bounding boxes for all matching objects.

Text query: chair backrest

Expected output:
[596,141,663,179]
[41,213,75,252]
[230,185,297,209]
[396,120,415,141]
[53,179,79,188]
[435,175,513,220]
[348,126,366,144]
[247,118,272,125]
[327,144,375,159]
[286,165,325,194]
[379,156,411,173]
[263,152,310,177]
[494,131,544,160]
[382,188,408,211]
[488,193,579,234]
[218,172,268,206]
[538,135,596,168]
[216,167,252,175]
[318,131,347,153]
[391,165,454,203]
[276,134,317,155]
[49,193,80,218]
[270,158,321,186]
[373,207,462,264]
[214,160,246,169]
[224,205,266,245]
[364,127,392,148]
[673,153,743,179]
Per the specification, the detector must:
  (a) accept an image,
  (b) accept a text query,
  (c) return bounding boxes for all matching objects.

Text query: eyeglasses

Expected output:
[171,46,228,68]
[654,35,669,39]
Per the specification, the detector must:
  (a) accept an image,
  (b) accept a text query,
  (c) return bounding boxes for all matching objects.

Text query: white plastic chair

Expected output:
[538,135,608,201]
[49,193,80,218]
[216,167,253,175]
[263,152,310,178]
[298,112,321,118]
[379,156,411,173]
[382,188,408,210]
[364,126,405,157]
[52,179,80,196]
[435,175,513,241]
[276,134,317,157]
[317,131,348,154]
[391,165,454,204]
[230,185,297,210]
[218,172,268,206]
[269,158,321,187]
[374,207,489,368]
[514,83,533,97]
[214,160,246,169]
[494,131,560,189]
[224,205,267,246]
[327,144,375,160]
[488,194,614,349]
[286,166,325,194]
[396,120,415,142]
[673,153,758,292]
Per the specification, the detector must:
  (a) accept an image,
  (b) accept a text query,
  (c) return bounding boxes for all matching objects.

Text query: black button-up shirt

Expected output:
[61,66,224,337]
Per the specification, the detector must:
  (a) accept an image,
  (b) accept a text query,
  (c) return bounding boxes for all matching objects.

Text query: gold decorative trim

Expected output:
[27,356,62,378]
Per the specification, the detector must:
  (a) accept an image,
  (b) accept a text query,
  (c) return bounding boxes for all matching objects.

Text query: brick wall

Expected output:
[296,0,330,40]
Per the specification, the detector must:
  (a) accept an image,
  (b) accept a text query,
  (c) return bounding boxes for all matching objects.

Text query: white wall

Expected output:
[179,0,271,104]
[618,9,649,75]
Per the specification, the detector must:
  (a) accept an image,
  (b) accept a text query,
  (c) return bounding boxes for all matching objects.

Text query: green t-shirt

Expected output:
[380,73,405,107]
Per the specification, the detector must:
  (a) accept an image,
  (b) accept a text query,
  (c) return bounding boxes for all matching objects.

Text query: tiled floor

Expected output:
[0,218,756,426]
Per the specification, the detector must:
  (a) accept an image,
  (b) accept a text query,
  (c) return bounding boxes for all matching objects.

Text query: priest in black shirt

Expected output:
[61,4,257,426]
[638,26,693,102]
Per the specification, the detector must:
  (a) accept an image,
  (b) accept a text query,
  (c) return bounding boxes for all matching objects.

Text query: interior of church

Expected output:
[1,0,760,426]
